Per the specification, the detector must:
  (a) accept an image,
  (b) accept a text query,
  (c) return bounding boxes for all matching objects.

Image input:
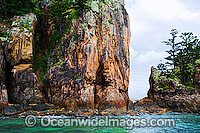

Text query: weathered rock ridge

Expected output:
[0,0,131,113]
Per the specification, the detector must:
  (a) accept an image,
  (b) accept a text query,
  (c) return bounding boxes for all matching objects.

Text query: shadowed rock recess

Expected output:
[0,0,131,113]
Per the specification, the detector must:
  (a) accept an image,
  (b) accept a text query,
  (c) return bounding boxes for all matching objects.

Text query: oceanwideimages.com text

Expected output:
[25,115,176,129]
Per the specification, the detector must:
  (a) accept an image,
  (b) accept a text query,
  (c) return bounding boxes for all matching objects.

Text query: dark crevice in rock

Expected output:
[96,62,105,88]
[18,59,32,64]
[3,48,13,103]
[94,83,97,109]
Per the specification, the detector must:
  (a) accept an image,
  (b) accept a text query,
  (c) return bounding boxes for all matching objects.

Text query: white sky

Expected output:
[125,0,200,100]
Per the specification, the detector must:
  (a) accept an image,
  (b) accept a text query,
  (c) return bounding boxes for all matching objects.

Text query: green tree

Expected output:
[177,32,200,84]
[48,0,89,37]
[157,63,167,72]
[163,29,179,72]
[161,29,200,86]
[0,0,37,18]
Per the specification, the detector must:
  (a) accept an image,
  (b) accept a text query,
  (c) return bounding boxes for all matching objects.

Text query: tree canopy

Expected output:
[157,29,200,86]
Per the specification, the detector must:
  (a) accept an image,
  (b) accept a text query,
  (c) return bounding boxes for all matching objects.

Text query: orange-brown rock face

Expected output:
[5,13,36,65]
[3,14,42,104]
[44,0,131,111]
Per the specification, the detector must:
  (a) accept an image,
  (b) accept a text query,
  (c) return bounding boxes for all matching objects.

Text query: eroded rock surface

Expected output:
[44,0,131,111]
[5,14,36,65]
[0,0,131,114]
[2,14,42,104]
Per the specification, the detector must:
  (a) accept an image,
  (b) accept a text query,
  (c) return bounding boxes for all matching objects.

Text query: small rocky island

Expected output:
[145,28,200,114]
[147,66,200,113]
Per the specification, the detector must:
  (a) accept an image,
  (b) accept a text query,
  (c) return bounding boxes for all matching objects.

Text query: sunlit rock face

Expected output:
[5,13,36,65]
[44,0,131,111]
[3,14,42,104]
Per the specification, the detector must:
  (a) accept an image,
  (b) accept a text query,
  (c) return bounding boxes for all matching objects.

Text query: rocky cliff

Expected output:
[0,0,131,113]
[0,14,43,105]
[44,0,131,112]
[148,67,200,113]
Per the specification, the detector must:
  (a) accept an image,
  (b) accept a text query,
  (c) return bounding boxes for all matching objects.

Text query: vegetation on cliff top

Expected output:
[157,29,200,88]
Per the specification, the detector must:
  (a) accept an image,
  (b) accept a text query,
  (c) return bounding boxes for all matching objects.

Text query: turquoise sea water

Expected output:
[0,113,200,132]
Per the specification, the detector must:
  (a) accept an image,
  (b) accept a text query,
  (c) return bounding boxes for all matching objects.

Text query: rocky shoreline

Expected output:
[129,97,170,116]
[0,104,127,118]
[1,95,199,118]
[0,98,172,118]
[1,66,200,118]
[1,1,199,117]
